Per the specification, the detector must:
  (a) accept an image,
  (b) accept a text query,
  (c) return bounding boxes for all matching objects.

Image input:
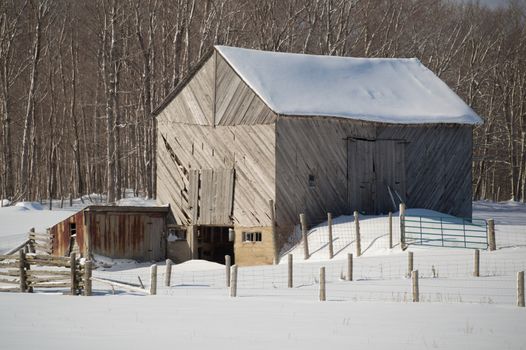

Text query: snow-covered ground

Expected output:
[1,199,525,349]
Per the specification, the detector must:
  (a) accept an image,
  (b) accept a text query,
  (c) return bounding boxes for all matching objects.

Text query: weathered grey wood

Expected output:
[354,211,361,257]
[84,260,92,296]
[487,219,496,251]
[327,213,334,259]
[225,255,231,288]
[288,254,293,288]
[473,249,480,277]
[28,228,36,253]
[412,270,419,302]
[347,253,353,281]
[165,259,173,287]
[270,199,278,264]
[27,275,69,283]
[230,265,238,297]
[319,267,326,301]
[518,271,525,307]
[388,212,393,249]
[26,270,70,276]
[300,213,309,260]
[0,278,19,284]
[400,203,406,249]
[150,264,157,295]
[19,250,27,293]
[408,251,414,278]
[70,253,77,296]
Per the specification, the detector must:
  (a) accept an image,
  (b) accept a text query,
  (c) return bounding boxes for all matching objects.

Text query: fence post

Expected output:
[19,249,27,293]
[300,213,309,260]
[269,199,279,264]
[473,249,480,277]
[150,264,157,295]
[487,219,496,251]
[230,265,238,297]
[225,255,231,288]
[319,267,326,301]
[399,203,406,249]
[328,213,334,259]
[165,259,173,287]
[346,253,353,281]
[288,254,293,288]
[354,211,361,257]
[70,253,77,295]
[412,270,419,302]
[28,228,36,253]
[518,271,525,307]
[407,251,413,278]
[388,212,393,249]
[84,260,92,296]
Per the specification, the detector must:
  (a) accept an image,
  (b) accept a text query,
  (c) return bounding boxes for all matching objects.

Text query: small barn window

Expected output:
[242,232,262,242]
[69,223,77,237]
[308,174,316,188]
[167,227,187,242]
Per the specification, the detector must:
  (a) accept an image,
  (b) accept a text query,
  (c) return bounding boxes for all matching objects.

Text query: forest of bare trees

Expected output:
[0,0,525,204]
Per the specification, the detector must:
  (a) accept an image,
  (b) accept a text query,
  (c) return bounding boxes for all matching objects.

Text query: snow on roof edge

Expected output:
[214,45,483,126]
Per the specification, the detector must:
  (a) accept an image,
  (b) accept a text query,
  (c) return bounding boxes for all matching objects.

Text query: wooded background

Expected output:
[0,0,525,204]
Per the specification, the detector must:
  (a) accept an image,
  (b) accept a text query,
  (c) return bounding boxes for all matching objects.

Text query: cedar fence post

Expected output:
[473,249,480,277]
[70,253,77,295]
[407,251,413,278]
[19,249,27,293]
[28,228,36,253]
[487,219,496,251]
[399,203,406,249]
[150,264,157,295]
[269,199,279,264]
[288,254,293,288]
[165,259,173,287]
[347,253,353,281]
[412,270,419,302]
[84,260,92,296]
[388,212,393,249]
[230,265,238,297]
[319,267,326,301]
[518,271,525,307]
[328,213,334,259]
[300,214,309,260]
[225,255,231,288]
[354,211,361,257]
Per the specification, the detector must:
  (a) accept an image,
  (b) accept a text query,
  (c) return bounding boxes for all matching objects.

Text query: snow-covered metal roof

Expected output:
[215,45,482,125]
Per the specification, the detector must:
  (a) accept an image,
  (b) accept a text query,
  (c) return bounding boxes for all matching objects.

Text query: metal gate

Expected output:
[403,215,488,249]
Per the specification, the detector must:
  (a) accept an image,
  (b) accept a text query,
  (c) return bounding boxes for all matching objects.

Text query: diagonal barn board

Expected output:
[189,168,235,225]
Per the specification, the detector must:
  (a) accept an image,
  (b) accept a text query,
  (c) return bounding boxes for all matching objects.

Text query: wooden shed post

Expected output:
[300,214,309,260]
[399,203,406,249]
[327,213,334,259]
[165,259,173,287]
[487,219,496,251]
[388,212,393,249]
[288,254,293,288]
[319,267,326,301]
[412,270,419,302]
[19,249,27,293]
[150,264,157,295]
[354,211,361,257]
[269,200,279,264]
[84,260,92,296]
[225,255,231,288]
[70,253,77,296]
[230,265,238,297]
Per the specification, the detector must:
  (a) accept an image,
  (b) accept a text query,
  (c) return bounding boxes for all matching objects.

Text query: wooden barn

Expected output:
[47,206,168,261]
[154,46,482,266]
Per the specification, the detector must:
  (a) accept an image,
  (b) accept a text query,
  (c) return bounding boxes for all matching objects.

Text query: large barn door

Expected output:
[348,139,406,214]
[348,140,376,213]
[189,168,235,225]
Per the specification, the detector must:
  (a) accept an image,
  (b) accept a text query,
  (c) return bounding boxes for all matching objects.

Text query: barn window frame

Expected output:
[242,231,262,243]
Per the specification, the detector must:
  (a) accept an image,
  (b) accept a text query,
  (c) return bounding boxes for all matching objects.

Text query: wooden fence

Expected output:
[0,251,92,295]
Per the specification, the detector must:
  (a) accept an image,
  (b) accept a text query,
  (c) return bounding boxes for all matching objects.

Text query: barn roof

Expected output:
[215,46,482,125]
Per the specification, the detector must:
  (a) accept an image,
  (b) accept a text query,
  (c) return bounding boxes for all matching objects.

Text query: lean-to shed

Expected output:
[154,46,483,266]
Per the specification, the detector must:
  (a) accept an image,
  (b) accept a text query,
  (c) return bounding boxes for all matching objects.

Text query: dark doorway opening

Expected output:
[197,226,234,264]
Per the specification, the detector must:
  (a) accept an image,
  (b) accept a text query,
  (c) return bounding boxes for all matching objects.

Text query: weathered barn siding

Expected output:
[156,52,277,228]
[50,211,85,257]
[275,117,473,240]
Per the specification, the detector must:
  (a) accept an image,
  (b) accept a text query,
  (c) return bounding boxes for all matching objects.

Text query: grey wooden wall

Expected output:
[156,52,276,227]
